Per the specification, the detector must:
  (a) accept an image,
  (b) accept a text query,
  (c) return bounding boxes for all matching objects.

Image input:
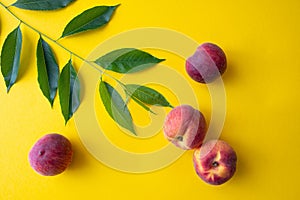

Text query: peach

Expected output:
[163,105,207,150]
[28,133,73,176]
[186,42,227,83]
[193,140,237,185]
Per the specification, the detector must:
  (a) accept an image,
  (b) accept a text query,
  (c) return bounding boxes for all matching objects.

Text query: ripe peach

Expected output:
[186,42,227,83]
[193,140,237,185]
[28,133,73,176]
[163,105,207,150]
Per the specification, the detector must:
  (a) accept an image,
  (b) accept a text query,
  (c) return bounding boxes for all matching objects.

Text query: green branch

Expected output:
[0,1,122,84]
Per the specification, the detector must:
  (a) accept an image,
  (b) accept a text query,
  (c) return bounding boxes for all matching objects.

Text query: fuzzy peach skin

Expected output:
[186,43,227,83]
[163,105,207,150]
[193,140,237,185]
[28,133,73,176]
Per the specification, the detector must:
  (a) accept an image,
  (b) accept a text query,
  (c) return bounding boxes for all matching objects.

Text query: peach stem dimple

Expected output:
[212,161,219,167]
[39,150,45,156]
[176,136,183,141]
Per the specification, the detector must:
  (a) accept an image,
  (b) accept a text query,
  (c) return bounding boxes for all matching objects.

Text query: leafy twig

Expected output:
[0,1,171,134]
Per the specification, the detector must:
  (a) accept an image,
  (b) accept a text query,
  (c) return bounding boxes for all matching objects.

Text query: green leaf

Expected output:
[130,95,156,114]
[94,48,165,73]
[12,0,74,10]
[99,80,136,135]
[1,26,22,92]
[124,89,155,114]
[125,84,173,108]
[61,5,119,38]
[58,60,80,124]
[36,36,59,106]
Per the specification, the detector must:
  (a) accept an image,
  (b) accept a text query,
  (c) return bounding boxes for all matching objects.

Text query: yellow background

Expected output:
[1,0,300,199]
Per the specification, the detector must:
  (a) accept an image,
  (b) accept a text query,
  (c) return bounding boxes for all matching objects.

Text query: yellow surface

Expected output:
[1,0,300,199]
